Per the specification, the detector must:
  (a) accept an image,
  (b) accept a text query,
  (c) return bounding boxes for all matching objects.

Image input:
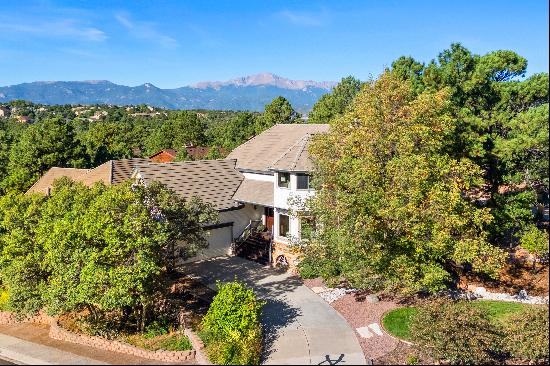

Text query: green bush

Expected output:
[520,225,549,269]
[0,287,9,311]
[503,305,549,363]
[298,255,340,280]
[144,319,170,339]
[410,301,502,364]
[200,281,264,365]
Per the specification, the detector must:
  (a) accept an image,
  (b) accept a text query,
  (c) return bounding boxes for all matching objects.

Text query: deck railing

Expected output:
[231,219,262,255]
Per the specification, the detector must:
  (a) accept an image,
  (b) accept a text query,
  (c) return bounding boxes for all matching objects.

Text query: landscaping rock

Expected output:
[365,295,380,303]
[319,288,357,303]
[474,286,487,295]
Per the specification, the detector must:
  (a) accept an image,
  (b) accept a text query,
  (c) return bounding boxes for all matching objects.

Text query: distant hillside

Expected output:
[0,73,336,112]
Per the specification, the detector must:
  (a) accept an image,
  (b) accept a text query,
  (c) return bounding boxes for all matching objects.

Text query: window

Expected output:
[296,173,311,190]
[300,216,315,240]
[279,214,290,237]
[278,172,290,188]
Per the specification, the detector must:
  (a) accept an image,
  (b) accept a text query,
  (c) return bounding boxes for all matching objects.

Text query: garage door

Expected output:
[187,225,233,262]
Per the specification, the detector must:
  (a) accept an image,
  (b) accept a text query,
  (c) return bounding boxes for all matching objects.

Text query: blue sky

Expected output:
[1,0,548,88]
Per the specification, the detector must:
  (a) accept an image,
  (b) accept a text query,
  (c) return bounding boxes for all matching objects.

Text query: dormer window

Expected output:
[278,172,290,188]
[296,173,311,190]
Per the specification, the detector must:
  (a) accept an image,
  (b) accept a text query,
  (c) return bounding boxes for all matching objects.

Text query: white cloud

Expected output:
[0,18,106,41]
[278,8,330,27]
[115,12,179,48]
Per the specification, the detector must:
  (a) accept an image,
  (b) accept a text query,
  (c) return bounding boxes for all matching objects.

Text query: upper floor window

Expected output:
[278,172,290,188]
[296,173,311,190]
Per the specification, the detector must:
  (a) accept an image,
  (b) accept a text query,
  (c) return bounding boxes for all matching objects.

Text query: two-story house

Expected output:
[27,123,329,268]
[228,123,329,266]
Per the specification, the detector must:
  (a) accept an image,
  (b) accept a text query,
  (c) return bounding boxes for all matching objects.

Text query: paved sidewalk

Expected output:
[184,256,367,365]
[0,323,189,365]
[0,332,106,365]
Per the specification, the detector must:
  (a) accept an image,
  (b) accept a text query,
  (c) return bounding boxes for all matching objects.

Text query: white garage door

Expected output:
[188,225,233,262]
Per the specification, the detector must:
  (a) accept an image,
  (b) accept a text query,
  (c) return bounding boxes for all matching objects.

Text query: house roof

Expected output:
[233,179,274,207]
[111,158,150,184]
[26,158,150,195]
[226,123,329,172]
[133,159,244,211]
[269,134,316,172]
[27,167,90,194]
[149,149,177,159]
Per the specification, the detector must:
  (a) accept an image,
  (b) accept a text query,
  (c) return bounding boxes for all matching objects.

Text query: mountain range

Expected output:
[0,73,336,112]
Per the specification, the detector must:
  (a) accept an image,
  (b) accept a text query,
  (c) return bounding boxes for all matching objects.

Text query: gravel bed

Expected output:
[302,277,325,288]
[331,294,400,360]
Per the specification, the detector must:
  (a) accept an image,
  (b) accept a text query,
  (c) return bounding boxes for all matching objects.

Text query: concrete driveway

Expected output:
[183,256,366,365]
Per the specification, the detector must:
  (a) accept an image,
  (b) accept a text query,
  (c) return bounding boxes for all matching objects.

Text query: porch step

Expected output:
[236,234,271,265]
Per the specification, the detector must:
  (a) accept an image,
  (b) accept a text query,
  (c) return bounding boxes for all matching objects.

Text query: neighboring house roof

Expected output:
[233,179,274,207]
[226,124,329,172]
[27,167,90,194]
[269,134,316,172]
[26,158,150,195]
[149,149,178,163]
[133,159,244,211]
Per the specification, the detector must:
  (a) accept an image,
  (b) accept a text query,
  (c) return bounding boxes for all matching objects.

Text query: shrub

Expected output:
[200,281,264,365]
[0,287,8,310]
[410,301,502,364]
[520,225,549,269]
[298,255,340,280]
[503,305,549,363]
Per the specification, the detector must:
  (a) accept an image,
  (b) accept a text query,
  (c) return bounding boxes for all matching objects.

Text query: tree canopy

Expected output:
[304,72,505,294]
[254,96,301,133]
[0,179,215,328]
[308,76,363,124]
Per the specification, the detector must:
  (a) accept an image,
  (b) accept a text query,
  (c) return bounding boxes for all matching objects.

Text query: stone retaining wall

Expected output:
[0,310,52,325]
[49,321,196,363]
[0,310,199,363]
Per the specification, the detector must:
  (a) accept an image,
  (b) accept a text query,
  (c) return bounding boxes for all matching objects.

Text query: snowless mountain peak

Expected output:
[191,72,336,90]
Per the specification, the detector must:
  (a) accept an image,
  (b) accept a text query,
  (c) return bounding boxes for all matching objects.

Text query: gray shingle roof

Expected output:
[233,179,274,207]
[226,124,329,172]
[269,134,316,172]
[112,158,150,184]
[134,159,244,210]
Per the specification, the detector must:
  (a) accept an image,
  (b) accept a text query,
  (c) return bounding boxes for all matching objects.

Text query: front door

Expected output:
[265,207,274,233]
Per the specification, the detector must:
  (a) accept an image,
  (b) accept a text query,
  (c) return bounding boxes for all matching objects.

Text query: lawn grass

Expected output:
[382,300,532,341]
[381,307,418,341]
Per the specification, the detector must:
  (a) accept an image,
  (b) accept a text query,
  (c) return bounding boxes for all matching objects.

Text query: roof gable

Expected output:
[226,123,329,172]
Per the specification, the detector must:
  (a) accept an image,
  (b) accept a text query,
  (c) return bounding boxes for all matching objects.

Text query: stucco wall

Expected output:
[184,204,263,262]
[273,172,315,211]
